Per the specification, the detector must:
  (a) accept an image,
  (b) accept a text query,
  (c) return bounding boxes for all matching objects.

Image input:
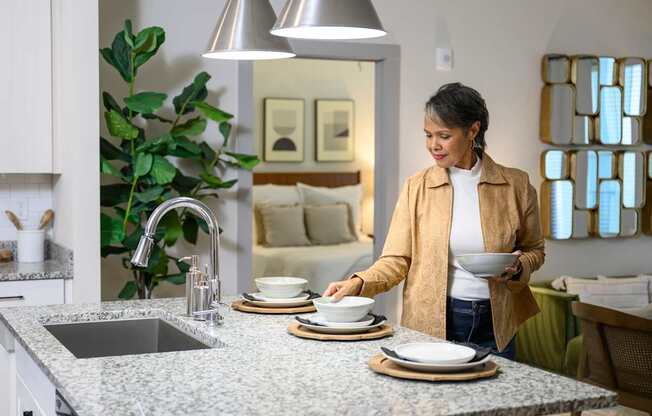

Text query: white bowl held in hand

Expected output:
[254,277,308,299]
[313,296,375,323]
[394,342,476,365]
[456,253,519,278]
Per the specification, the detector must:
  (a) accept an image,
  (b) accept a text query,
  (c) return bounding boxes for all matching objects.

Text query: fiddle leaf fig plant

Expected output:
[100,20,259,300]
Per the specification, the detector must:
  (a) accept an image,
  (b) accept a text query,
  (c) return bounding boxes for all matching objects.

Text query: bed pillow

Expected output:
[297,182,363,233]
[253,184,301,245]
[597,274,652,303]
[258,204,310,247]
[566,277,649,309]
[304,204,356,245]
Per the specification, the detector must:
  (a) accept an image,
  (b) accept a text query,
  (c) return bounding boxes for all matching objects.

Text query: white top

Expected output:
[447,157,489,300]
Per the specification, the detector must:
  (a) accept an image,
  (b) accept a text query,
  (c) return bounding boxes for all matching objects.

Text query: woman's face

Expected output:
[423,115,479,169]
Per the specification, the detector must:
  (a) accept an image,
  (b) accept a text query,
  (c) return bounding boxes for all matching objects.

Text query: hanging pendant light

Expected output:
[203,0,295,60]
[270,0,386,40]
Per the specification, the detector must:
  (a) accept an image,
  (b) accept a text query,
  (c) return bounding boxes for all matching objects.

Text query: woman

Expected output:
[323,83,545,359]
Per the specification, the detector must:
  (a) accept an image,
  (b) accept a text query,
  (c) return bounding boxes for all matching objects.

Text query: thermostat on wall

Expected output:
[436,48,453,71]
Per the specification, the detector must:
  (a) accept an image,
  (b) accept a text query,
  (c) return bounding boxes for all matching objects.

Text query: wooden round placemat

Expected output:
[367,354,498,382]
[231,299,316,314]
[287,322,394,341]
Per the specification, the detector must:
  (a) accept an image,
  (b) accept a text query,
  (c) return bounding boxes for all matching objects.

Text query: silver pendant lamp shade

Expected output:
[203,0,295,60]
[270,0,386,40]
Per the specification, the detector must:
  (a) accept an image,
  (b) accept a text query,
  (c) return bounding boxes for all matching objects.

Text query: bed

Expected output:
[252,171,374,293]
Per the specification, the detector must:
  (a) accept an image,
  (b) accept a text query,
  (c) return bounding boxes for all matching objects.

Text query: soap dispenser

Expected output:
[180,255,209,318]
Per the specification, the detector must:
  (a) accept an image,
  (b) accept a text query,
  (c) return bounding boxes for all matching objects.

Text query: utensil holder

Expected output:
[17,230,45,263]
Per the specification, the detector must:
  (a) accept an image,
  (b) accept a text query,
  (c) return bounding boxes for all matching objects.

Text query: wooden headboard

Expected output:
[253,171,360,188]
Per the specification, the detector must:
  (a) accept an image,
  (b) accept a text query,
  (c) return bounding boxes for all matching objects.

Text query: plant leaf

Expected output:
[101,245,130,258]
[164,273,186,285]
[99,47,118,71]
[133,30,156,54]
[221,151,260,171]
[123,19,135,48]
[114,207,139,224]
[102,92,123,113]
[105,110,139,140]
[133,27,165,68]
[100,157,123,178]
[173,72,210,115]
[219,122,232,147]
[100,213,125,247]
[191,101,233,123]
[134,185,164,203]
[182,216,198,244]
[173,137,202,155]
[110,30,133,82]
[150,155,177,184]
[118,281,138,300]
[200,172,238,189]
[100,184,132,206]
[100,137,131,162]
[124,92,167,114]
[199,142,216,161]
[145,246,168,275]
[171,117,206,137]
[133,152,154,177]
[160,211,182,246]
[141,113,173,124]
[136,133,174,153]
[171,173,201,194]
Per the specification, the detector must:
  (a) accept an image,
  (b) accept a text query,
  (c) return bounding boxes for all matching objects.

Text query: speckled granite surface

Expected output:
[0,297,617,416]
[0,240,73,281]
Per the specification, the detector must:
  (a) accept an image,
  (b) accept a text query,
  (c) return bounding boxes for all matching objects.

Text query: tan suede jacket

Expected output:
[354,154,545,351]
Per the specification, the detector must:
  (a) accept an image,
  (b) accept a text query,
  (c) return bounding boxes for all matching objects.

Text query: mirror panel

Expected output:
[618,151,646,209]
[572,210,591,239]
[598,151,617,179]
[571,56,599,115]
[599,57,618,86]
[643,182,652,236]
[541,84,574,144]
[542,54,570,83]
[541,150,569,180]
[648,152,652,179]
[620,209,639,237]
[619,57,647,116]
[571,150,598,209]
[541,180,574,240]
[573,115,593,145]
[597,180,622,238]
[622,117,642,145]
[596,86,622,144]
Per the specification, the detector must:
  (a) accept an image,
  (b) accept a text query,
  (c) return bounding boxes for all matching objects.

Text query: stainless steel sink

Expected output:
[44,318,209,358]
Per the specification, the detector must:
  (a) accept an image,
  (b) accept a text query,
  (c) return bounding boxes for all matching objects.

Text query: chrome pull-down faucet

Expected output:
[130,197,223,323]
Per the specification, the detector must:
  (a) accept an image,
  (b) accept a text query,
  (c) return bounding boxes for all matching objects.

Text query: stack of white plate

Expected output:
[243,277,312,308]
[382,342,491,373]
[298,313,386,334]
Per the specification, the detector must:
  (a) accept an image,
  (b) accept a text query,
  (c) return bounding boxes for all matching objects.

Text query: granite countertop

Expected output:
[0,297,617,416]
[0,240,73,281]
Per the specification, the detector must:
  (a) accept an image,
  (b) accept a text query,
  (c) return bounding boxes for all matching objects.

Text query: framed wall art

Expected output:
[263,98,305,162]
[315,99,355,162]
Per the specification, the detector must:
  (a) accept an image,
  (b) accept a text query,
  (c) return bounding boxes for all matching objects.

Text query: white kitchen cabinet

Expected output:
[0,320,17,416]
[0,280,65,308]
[16,342,55,416]
[0,0,53,173]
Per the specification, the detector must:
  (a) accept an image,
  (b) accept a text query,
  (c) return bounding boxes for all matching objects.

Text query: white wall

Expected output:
[0,175,53,240]
[253,58,375,233]
[100,0,652,300]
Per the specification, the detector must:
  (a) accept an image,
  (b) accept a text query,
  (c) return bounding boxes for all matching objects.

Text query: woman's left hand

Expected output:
[498,250,522,283]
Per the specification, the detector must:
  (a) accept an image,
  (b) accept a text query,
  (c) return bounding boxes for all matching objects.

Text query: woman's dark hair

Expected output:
[425,82,489,158]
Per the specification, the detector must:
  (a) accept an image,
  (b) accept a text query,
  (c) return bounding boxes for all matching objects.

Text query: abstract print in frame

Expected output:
[315,99,355,162]
[264,98,305,162]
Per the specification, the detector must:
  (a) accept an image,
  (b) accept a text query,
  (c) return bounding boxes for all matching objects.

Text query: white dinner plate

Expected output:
[308,313,375,328]
[394,342,476,365]
[382,351,492,373]
[250,292,310,302]
[298,317,386,335]
[243,292,312,308]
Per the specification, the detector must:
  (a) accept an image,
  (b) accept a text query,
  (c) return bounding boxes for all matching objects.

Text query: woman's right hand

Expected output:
[323,277,364,301]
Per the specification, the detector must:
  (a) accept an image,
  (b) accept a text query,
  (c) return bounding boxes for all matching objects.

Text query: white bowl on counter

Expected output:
[254,277,308,299]
[313,296,375,323]
[456,253,519,278]
[394,342,476,365]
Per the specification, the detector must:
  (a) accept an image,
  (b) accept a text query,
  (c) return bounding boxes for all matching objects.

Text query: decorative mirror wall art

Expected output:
[263,98,305,162]
[619,57,647,116]
[571,55,599,115]
[315,99,355,162]
[541,54,651,239]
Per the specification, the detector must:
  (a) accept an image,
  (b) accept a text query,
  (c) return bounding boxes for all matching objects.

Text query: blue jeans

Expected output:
[445,297,516,360]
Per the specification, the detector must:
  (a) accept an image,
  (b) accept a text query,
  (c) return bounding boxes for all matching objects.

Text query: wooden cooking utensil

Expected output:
[4,210,22,230]
[38,209,55,230]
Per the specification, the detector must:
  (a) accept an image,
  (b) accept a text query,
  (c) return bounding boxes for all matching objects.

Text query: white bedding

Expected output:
[252,236,374,293]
